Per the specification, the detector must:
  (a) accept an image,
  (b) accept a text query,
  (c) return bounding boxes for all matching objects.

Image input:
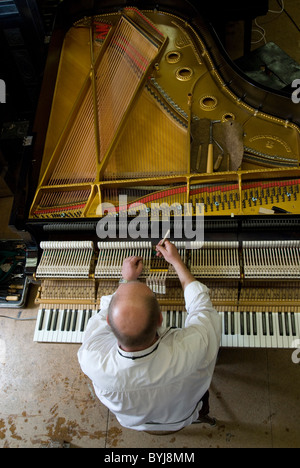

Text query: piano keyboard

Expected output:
[33,306,98,343]
[33,306,300,348]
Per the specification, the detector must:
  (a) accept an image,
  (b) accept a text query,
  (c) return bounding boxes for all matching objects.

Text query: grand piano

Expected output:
[18,1,299,347]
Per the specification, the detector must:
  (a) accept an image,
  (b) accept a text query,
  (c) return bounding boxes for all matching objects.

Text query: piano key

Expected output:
[293,313,300,347]
[276,312,285,348]
[278,312,284,336]
[66,310,72,332]
[47,309,53,331]
[231,311,238,348]
[219,312,227,347]
[72,309,78,332]
[38,308,45,331]
[224,311,228,335]
[235,311,244,348]
[291,313,297,337]
[255,311,263,348]
[223,311,230,347]
[52,309,59,331]
[268,312,278,348]
[80,309,87,332]
[241,311,250,347]
[61,309,67,331]
[252,312,260,347]
[271,312,280,348]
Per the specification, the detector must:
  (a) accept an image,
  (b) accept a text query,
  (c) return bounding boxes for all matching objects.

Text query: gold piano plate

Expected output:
[29,7,300,220]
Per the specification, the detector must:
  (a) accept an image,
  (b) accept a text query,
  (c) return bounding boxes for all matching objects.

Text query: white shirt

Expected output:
[77,281,221,431]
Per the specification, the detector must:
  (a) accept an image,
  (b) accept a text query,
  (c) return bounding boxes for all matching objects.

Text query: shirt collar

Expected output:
[117,327,174,360]
[117,339,160,360]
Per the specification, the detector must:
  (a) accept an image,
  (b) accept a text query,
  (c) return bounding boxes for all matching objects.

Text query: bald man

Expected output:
[78,240,221,433]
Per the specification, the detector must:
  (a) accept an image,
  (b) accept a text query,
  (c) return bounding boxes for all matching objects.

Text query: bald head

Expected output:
[107,282,162,351]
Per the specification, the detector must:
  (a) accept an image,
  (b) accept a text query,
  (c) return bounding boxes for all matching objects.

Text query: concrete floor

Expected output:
[1,0,300,449]
[0,285,300,448]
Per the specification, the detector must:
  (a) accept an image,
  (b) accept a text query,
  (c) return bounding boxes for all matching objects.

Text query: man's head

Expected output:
[107,282,162,351]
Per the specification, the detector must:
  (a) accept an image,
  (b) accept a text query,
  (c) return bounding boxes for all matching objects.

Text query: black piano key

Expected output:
[240,312,245,335]
[262,313,267,336]
[52,309,59,331]
[61,309,67,331]
[38,308,45,331]
[178,312,182,328]
[88,309,92,321]
[246,312,251,335]
[291,313,297,337]
[224,311,228,335]
[72,309,78,331]
[278,313,284,336]
[252,312,257,336]
[268,313,274,336]
[66,310,72,331]
[172,311,177,328]
[47,309,53,331]
[230,312,235,335]
[80,309,87,332]
[284,313,290,336]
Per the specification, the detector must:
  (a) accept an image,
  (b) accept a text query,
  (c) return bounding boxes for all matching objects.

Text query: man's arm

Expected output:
[155,240,195,291]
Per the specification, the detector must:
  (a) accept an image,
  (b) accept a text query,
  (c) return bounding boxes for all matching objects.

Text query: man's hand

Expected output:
[155,240,182,267]
[156,240,195,290]
[122,256,143,281]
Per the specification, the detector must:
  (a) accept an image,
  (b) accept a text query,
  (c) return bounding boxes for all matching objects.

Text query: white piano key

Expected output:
[242,311,251,348]
[255,311,261,347]
[269,312,278,348]
[219,312,227,347]
[272,312,280,348]
[235,311,244,348]
[227,309,233,348]
[252,312,260,348]
[293,313,300,347]
[230,311,238,348]
[254,310,261,348]
[276,312,285,348]
[248,312,255,348]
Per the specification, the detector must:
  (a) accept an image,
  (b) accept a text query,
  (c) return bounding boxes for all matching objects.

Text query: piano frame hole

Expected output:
[222,112,236,122]
[199,95,218,111]
[176,67,193,81]
[166,50,181,64]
